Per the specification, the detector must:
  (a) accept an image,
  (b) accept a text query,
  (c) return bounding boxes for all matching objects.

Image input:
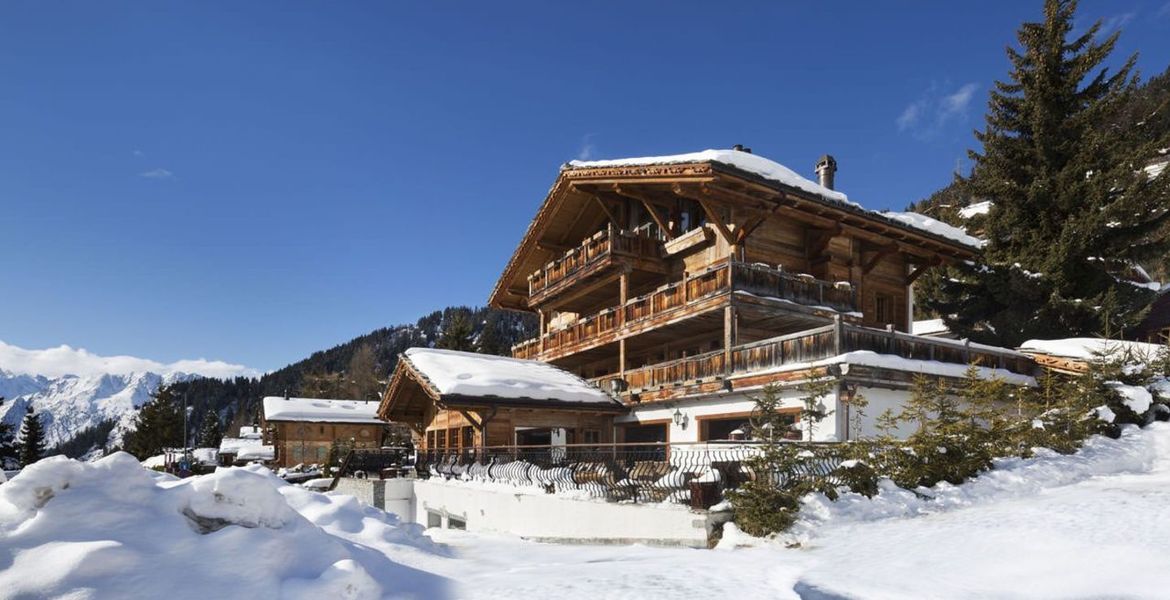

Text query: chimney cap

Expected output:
[815,154,837,170]
[732,144,752,154]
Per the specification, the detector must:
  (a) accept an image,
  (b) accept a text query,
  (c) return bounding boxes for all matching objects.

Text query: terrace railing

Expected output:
[408,441,853,507]
[527,225,665,299]
[513,260,854,361]
[609,321,1033,394]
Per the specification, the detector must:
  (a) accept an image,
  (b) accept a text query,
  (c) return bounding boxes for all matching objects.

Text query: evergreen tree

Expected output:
[18,407,46,468]
[127,385,184,460]
[0,397,20,469]
[197,411,222,448]
[436,309,475,351]
[475,312,508,356]
[924,0,1170,346]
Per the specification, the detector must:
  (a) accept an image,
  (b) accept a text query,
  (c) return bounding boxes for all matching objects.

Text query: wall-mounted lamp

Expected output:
[672,408,689,430]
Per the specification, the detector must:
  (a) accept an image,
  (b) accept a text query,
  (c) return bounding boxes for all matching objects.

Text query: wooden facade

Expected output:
[378,351,624,451]
[486,151,1023,405]
[263,420,382,468]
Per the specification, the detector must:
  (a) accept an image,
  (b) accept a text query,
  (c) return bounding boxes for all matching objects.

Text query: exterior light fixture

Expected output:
[672,408,689,430]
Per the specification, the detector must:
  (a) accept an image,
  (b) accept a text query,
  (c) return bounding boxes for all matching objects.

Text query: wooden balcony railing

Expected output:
[602,321,1034,394]
[512,260,856,361]
[528,226,665,299]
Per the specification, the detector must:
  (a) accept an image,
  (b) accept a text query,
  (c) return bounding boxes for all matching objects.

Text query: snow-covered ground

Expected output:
[3,424,1170,599]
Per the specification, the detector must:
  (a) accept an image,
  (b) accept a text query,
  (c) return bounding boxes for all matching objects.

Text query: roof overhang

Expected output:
[487,159,980,312]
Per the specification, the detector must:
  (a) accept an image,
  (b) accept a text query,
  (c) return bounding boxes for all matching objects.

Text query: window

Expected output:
[292,446,304,462]
[874,294,891,325]
[582,430,601,444]
[447,516,466,530]
[461,426,474,450]
[700,413,800,441]
[316,446,327,461]
[426,511,442,529]
[426,430,437,450]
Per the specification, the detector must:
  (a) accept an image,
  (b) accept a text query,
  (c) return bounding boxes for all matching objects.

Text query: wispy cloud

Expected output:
[896,82,980,140]
[1098,11,1136,35]
[132,149,145,158]
[1158,2,1170,18]
[0,339,258,379]
[576,134,598,161]
[139,168,173,179]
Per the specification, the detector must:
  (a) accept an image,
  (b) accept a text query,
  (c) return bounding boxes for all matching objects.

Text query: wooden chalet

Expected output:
[262,396,386,467]
[379,348,625,451]
[385,147,1036,445]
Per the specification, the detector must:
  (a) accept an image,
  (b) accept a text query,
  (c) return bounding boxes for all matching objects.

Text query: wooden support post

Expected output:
[833,314,845,356]
[619,269,630,325]
[619,338,627,378]
[724,305,738,371]
[538,309,546,354]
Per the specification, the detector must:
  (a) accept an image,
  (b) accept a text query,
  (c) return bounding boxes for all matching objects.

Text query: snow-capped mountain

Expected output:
[0,340,256,449]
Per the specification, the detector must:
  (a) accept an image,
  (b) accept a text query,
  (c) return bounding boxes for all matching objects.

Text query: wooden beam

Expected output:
[614,185,675,240]
[458,409,484,430]
[906,258,942,285]
[808,224,842,257]
[862,244,899,275]
[684,193,735,246]
[535,240,571,253]
[593,195,620,226]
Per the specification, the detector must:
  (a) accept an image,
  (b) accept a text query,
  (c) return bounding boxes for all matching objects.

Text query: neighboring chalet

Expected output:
[381,148,1036,446]
[217,425,274,466]
[262,396,386,467]
[379,348,625,450]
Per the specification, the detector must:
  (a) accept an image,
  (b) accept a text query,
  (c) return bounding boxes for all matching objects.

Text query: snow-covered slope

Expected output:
[0,340,256,450]
[0,369,182,448]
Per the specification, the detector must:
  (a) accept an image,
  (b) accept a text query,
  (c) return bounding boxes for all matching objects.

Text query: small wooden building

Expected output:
[262,396,386,467]
[378,348,626,450]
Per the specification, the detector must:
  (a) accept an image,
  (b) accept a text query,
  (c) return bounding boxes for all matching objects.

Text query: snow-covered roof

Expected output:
[881,211,986,249]
[569,149,851,205]
[911,318,950,336]
[239,426,263,440]
[262,396,384,424]
[1019,338,1166,362]
[403,348,619,406]
[236,446,275,461]
[219,436,264,455]
[568,149,983,250]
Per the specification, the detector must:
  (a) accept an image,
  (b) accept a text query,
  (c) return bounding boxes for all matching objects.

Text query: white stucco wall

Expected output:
[845,386,919,439]
[412,479,712,547]
[618,386,843,443]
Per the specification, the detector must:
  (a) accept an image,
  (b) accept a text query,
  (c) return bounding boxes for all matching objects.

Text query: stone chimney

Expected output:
[815,154,837,190]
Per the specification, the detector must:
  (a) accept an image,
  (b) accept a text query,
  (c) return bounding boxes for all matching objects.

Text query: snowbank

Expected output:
[0,453,451,599]
[789,423,1162,540]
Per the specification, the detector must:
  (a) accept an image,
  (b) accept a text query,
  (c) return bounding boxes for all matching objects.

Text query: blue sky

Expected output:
[1,1,1168,373]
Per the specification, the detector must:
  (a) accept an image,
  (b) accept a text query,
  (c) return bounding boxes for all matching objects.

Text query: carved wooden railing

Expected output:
[528,226,664,299]
[513,261,854,361]
[731,262,855,313]
[605,321,1033,394]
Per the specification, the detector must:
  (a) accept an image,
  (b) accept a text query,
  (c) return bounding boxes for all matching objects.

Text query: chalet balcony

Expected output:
[593,322,1034,396]
[512,260,858,362]
[527,225,666,308]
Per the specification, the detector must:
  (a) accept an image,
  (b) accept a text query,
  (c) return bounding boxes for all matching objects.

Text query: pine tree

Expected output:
[924,0,1170,347]
[475,312,508,356]
[0,397,20,469]
[127,385,184,460]
[197,411,222,448]
[436,309,475,352]
[18,407,45,468]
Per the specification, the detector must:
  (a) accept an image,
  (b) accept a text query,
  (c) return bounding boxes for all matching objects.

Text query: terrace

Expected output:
[513,260,857,361]
[600,320,1034,396]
